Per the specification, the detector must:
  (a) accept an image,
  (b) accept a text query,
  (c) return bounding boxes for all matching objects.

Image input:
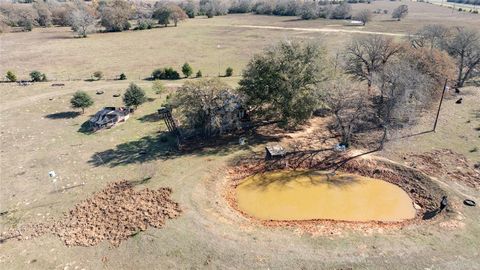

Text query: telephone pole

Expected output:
[433,79,448,132]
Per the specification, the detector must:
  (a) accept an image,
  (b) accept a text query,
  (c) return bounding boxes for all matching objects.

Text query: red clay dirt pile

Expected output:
[1,181,182,247]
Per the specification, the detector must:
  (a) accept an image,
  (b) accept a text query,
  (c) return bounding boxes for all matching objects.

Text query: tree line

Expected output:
[0,0,190,36]
[1,0,418,34]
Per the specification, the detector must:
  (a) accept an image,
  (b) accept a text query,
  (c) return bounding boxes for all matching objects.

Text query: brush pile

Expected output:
[1,181,182,247]
[406,149,480,188]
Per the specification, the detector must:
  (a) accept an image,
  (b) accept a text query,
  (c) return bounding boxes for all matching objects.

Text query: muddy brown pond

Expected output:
[236,171,416,222]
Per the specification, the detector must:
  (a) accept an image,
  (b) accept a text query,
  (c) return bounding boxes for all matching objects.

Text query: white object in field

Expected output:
[350,20,363,25]
[48,170,59,191]
[239,137,247,145]
[334,144,347,152]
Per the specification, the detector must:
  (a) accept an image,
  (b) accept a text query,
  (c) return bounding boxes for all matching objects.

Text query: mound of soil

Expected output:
[406,149,480,188]
[1,181,181,247]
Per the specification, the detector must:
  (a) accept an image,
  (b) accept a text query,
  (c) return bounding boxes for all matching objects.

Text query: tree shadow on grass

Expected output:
[45,111,81,119]
[78,120,94,135]
[138,112,161,123]
[89,131,281,167]
[241,169,360,191]
[472,109,480,119]
[89,133,178,167]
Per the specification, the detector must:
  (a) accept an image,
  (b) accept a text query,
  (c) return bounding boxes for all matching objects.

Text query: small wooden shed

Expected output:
[265,144,286,160]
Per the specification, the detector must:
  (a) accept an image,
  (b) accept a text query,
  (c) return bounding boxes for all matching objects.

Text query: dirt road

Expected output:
[229,24,407,37]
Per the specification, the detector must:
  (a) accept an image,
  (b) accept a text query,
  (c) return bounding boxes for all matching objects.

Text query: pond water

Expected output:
[236,171,416,222]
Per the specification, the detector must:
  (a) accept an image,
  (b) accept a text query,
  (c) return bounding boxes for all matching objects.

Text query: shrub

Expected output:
[24,21,33,31]
[164,68,180,80]
[33,2,52,27]
[119,73,127,80]
[196,70,203,78]
[328,3,352,19]
[152,80,166,94]
[199,0,229,17]
[252,1,274,15]
[71,91,94,114]
[50,3,72,26]
[151,69,163,80]
[30,70,47,82]
[180,0,197,18]
[300,2,318,20]
[392,4,408,21]
[6,70,16,82]
[182,62,193,77]
[272,0,300,16]
[151,68,180,80]
[355,9,372,25]
[225,67,233,77]
[93,71,103,80]
[123,83,147,108]
[229,0,252,13]
[136,19,154,30]
[153,6,172,26]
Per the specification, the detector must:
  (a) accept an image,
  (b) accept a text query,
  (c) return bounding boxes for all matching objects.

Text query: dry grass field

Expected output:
[1,1,479,269]
[1,1,479,80]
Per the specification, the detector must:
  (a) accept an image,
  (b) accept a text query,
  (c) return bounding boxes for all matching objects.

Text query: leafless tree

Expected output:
[33,1,52,27]
[410,24,449,50]
[373,58,434,133]
[323,79,371,146]
[344,35,403,93]
[0,3,39,31]
[0,12,9,33]
[444,27,480,88]
[170,4,188,27]
[355,9,372,26]
[69,5,96,38]
[170,78,244,138]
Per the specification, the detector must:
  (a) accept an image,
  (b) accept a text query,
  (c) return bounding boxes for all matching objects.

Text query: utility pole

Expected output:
[433,79,448,132]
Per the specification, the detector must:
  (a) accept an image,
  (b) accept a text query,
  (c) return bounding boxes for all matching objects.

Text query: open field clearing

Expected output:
[1,1,480,269]
[2,1,479,80]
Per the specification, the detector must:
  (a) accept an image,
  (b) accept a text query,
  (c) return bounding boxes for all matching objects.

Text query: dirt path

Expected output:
[229,24,407,37]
